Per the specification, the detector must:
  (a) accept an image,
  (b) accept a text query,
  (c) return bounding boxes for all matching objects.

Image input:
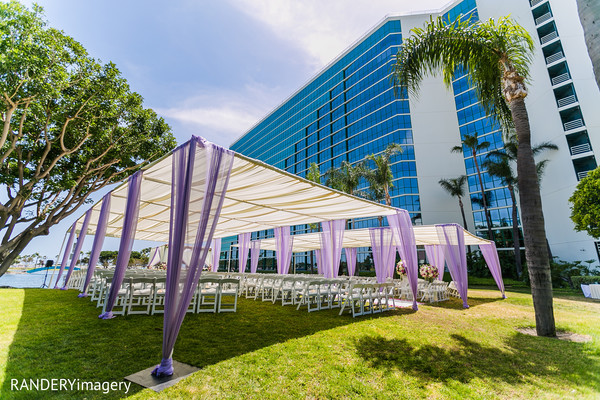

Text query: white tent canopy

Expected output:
[79,142,401,241]
[231,226,491,253]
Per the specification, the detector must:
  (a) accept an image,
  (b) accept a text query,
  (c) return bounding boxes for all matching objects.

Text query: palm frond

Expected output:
[392,15,535,132]
[532,141,559,155]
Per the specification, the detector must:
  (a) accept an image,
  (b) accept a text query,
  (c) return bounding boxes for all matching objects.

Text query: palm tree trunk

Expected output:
[510,97,555,337]
[384,184,392,207]
[473,149,494,241]
[458,197,472,254]
[577,0,600,90]
[458,197,469,231]
[508,184,523,278]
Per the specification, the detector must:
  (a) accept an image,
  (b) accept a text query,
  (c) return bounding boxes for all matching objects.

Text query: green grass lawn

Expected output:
[0,287,599,399]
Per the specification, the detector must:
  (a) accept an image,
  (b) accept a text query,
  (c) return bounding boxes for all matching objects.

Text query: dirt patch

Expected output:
[517,327,592,343]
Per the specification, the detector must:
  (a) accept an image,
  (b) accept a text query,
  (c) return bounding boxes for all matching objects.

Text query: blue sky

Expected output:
[17,0,450,261]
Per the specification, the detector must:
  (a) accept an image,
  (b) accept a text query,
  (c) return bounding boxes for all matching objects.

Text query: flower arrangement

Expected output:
[419,264,438,282]
[396,260,407,277]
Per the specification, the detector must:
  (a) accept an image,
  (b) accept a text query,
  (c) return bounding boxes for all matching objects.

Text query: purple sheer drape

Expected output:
[147,246,161,267]
[436,223,469,308]
[250,240,260,273]
[369,228,396,283]
[315,249,323,275]
[153,137,233,377]
[80,194,112,297]
[345,248,357,276]
[211,238,221,272]
[388,210,419,311]
[424,244,445,281]
[99,171,143,319]
[62,208,93,290]
[53,222,78,289]
[274,226,293,274]
[319,220,345,278]
[237,232,251,273]
[480,242,506,298]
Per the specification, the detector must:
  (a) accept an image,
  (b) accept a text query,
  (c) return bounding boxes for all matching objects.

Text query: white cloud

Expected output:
[158,0,453,146]
[156,83,284,147]
[228,0,451,70]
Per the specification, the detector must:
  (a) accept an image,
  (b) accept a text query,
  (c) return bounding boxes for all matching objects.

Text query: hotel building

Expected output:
[228,0,600,267]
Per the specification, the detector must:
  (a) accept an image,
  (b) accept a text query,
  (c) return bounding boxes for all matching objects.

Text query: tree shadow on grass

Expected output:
[1,289,410,399]
[354,332,600,393]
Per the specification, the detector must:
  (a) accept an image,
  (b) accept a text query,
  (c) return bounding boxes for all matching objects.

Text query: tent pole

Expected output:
[49,230,68,288]
[227,244,233,273]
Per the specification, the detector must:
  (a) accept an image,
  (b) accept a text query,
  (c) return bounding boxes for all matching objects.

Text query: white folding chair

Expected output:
[196,278,220,313]
[127,277,155,315]
[218,278,240,312]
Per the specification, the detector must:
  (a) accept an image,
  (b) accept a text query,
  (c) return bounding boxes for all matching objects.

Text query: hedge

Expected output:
[572,276,600,286]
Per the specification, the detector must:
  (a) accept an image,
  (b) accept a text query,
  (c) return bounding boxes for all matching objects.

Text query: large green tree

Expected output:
[569,167,600,239]
[392,16,556,336]
[484,136,558,278]
[0,2,176,276]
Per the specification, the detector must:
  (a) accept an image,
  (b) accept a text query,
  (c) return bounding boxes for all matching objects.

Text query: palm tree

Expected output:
[307,162,321,186]
[576,0,600,90]
[451,132,493,241]
[324,166,345,192]
[484,136,558,278]
[438,175,469,231]
[325,160,368,230]
[365,143,403,226]
[392,16,556,336]
[439,175,472,254]
[326,162,368,195]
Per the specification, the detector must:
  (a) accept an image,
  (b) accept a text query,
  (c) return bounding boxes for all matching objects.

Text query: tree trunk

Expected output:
[510,97,555,337]
[0,230,42,276]
[458,197,469,231]
[458,196,472,254]
[508,184,523,278]
[577,0,600,90]
[473,148,494,241]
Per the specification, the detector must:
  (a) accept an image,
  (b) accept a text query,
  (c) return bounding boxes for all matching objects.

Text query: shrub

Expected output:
[572,276,600,286]
[467,250,521,280]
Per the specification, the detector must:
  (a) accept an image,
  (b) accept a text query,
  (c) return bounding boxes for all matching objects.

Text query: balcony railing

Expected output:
[536,12,552,25]
[540,31,558,45]
[570,143,591,155]
[551,72,570,85]
[564,119,584,131]
[546,51,564,64]
[557,95,577,108]
[530,0,546,7]
[577,170,591,180]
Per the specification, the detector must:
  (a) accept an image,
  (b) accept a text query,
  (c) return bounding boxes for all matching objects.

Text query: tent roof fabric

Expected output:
[232,226,491,253]
[80,138,401,242]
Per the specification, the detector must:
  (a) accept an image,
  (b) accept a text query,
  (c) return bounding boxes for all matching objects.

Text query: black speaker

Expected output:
[45,259,54,268]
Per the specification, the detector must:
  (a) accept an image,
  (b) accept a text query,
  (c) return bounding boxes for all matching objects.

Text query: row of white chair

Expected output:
[82,269,456,318]
[84,270,239,315]
[233,273,398,317]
